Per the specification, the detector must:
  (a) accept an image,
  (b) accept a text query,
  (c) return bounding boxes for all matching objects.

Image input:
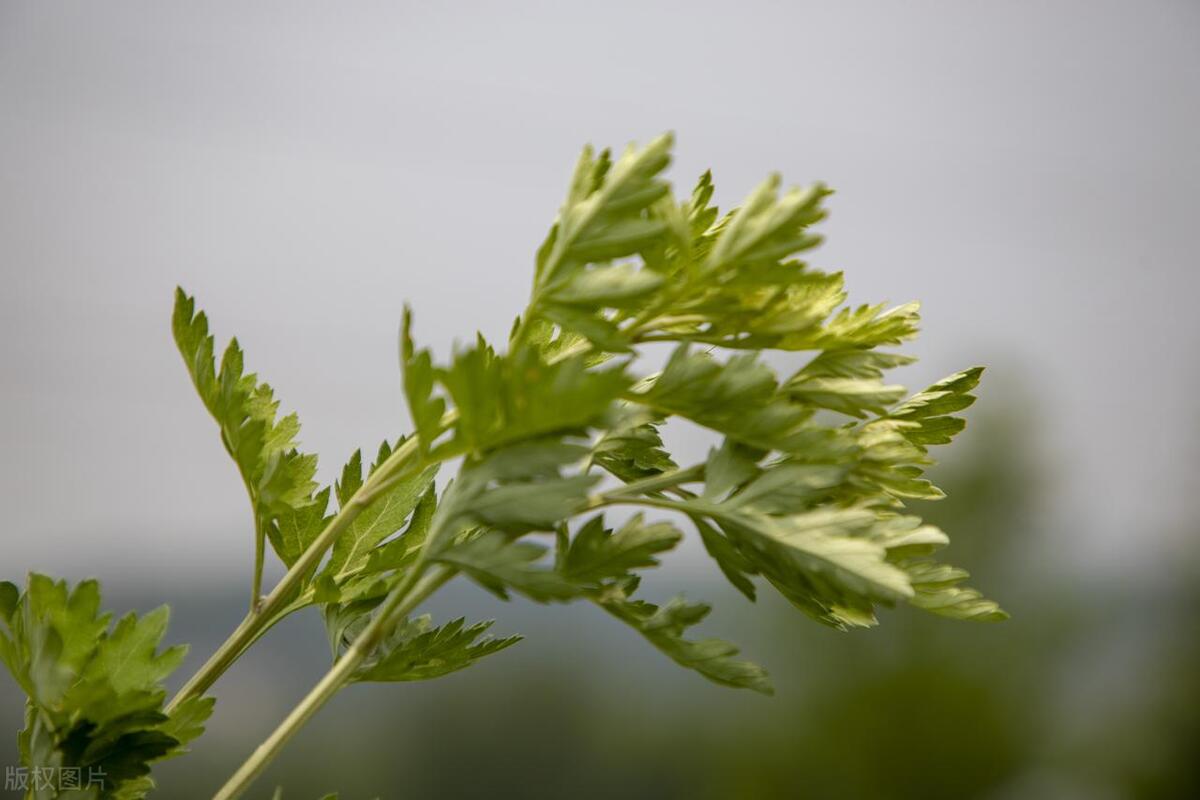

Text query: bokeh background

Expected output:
[2,2,1198,798]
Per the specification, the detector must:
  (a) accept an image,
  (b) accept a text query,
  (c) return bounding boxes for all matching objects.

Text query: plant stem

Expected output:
[587,463,705,506]
[250,517,265,611]
[233,459,268,613]
[166,499,370,711]
[212,565,455,800]
[167,413,459,713]
[207,461,700,795]
[209,464,701,797]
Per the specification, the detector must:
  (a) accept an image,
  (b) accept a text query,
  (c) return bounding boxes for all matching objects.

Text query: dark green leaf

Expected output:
[354,615,521,683]
[0,575,201,798]
[596,581,772,695]
[590,412,676,482]
[0,581,17,620]
[561,514,682,583]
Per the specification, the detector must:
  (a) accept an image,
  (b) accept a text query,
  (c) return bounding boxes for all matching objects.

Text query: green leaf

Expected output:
[783,348,913,418]
[541,303,633,354]
[590,411,676,482]
[469,474,598,532]
[0,575,202,798]
[429,441,599,544]
[437,339,630,455]
[868,514,950,560]
[687,170,720,239]
[795,349,916,380]
[692,516,759,601]
[635,345,813,452]
[401,307,447,453]
[706,175,828,271]
[723,462,847,514]
[24,574,110,692]
[903,560,1008,622]
[790,301,922,351]
[0,581,18,621]
[666,496,914,629]
[353,615,521,683]
[785,377,908,419]
[321,595,384,657]
[702,440,762,502]
[83,607,187,695]
[845,419,945,502]
[561,514,682,583]
[437,531,581,603]
[268,487,332,569]
[889,367,984,447]
[893,367,983,419]
[533,134,674,293]
[161,695,216,754]
[547,263,665,308]
[172,288,320,568]
[726,508,912,603]
[322,451,437,581]
[361,485,438,576]
[596,580,772,695]
[568,218,669,263]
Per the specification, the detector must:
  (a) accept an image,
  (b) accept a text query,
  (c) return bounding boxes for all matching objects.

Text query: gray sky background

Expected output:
[1,1,1197,586]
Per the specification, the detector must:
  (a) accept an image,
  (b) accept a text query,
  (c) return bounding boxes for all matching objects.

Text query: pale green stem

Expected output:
[167,412,459,714]
[212,462,707,796]
[166,500,368,712]
[212,565,455,800]
[250,516,265,611]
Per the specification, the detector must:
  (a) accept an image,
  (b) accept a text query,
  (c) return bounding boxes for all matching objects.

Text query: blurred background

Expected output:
[1,2,1198,798]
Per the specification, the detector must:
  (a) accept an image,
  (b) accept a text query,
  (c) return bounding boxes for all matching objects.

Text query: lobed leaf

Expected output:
[172,289,321,569]
[437,531,581,603]
[0,575,205,799]
[353,615,521,683]
[561,514,682,584]
[596,580,772,695]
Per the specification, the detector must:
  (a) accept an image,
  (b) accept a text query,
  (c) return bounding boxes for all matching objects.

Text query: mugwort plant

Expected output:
[0,134,1004,799]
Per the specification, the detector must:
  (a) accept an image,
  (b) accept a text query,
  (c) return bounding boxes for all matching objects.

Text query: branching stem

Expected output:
[211,461,708,796]
[167,412,458,714]
[213,564,455,800]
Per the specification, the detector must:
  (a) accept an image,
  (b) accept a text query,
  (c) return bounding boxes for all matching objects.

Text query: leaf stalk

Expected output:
[167,414,457,713]
[212,565,455,800]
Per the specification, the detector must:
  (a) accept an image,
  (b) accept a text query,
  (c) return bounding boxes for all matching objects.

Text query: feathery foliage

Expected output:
[2,134,1003,799]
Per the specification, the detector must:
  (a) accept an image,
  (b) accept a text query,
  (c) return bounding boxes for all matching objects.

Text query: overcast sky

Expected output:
[1,1,1197,585]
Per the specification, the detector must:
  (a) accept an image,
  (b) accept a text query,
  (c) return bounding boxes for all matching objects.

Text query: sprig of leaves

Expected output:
[172,290,321,603]
[2,133,1005,800]
[0,576,211,799]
